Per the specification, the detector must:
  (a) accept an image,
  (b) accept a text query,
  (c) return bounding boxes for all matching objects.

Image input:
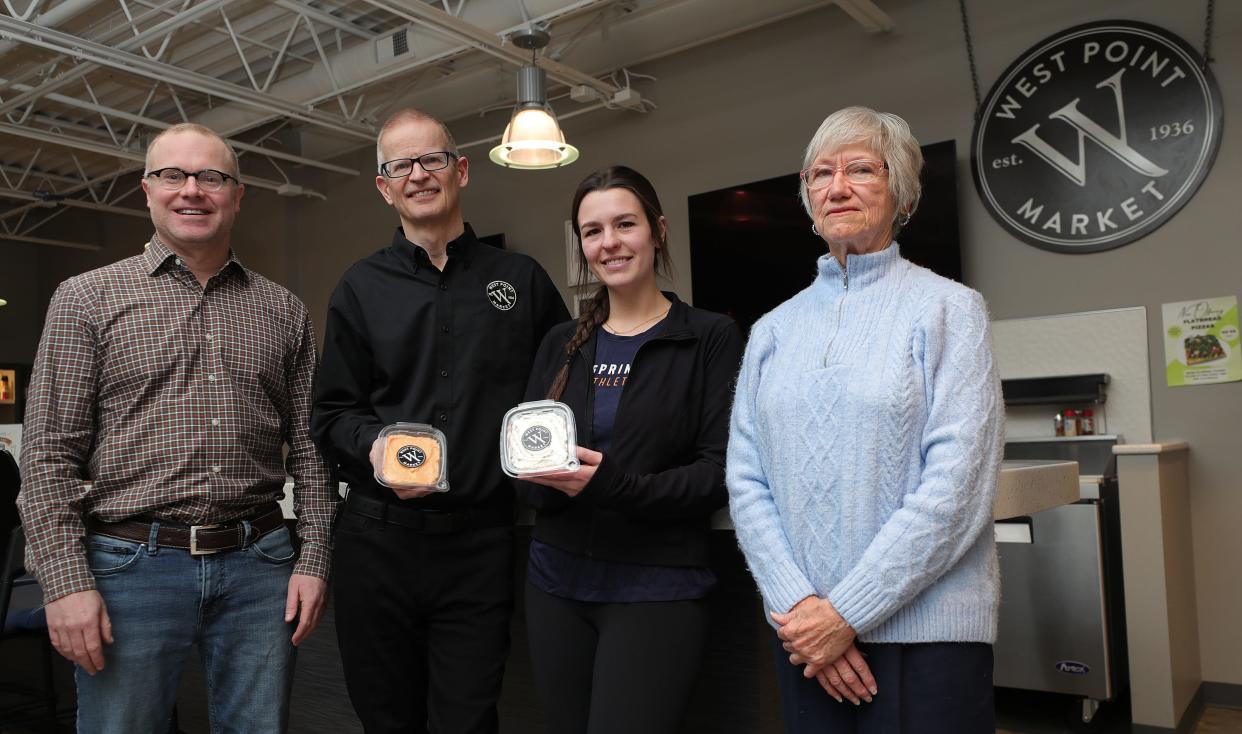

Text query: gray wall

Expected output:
[2,0,1238,686]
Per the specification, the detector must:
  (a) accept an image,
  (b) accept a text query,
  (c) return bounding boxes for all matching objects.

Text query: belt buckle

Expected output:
[189,523,223,555]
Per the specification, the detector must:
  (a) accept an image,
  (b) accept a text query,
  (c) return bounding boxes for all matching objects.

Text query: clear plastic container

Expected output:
[499,400,579,478]
[375,423,450,492]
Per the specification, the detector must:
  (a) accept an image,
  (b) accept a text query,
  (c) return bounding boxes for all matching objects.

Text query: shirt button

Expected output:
[211,418,220,426]
[440,369,448,378]
[440,325,449,334]
[438,413,448,422]
[175,258,184,266]
[439,283,448,291]
[205,333,214,342]
[207,374,216,382]
[211,465,221,474]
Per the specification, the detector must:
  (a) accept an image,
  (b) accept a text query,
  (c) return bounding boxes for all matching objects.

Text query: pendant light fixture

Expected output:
[489,26,579,170]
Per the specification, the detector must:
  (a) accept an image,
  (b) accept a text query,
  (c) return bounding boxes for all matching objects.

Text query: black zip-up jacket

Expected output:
[516,293,744,567]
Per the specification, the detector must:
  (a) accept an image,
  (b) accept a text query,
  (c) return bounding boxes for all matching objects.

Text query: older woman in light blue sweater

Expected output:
[727,107,1003,734]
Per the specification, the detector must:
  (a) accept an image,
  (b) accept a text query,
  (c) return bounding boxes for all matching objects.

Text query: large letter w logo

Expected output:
[1011,69,1168,187]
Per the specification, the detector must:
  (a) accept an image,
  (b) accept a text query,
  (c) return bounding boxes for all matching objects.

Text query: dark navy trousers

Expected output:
[772,633,994,734]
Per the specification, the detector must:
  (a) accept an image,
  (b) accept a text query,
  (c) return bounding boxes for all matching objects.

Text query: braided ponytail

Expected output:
[545,287,609,401]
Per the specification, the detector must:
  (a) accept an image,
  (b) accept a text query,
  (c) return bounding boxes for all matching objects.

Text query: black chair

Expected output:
[1,449,65,732]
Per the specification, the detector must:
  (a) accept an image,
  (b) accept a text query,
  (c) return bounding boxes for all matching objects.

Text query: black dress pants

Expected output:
[333,507,514,734]
[772,633,994,734]
[525,583,710,734]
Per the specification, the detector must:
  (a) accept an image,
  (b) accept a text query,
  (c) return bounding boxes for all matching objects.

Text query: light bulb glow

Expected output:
[489,107,579,170]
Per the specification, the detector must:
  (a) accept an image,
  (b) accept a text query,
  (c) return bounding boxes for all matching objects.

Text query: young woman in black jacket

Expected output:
[517,166,744,734]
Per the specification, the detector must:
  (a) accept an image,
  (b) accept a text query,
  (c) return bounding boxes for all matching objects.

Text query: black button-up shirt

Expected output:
[310,225,568,510]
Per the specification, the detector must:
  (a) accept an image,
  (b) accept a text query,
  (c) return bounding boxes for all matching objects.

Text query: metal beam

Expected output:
[0,121,321,195]
[271,0,378,40]
[0,0,239,117]
[0,162,79,186]
[0,232,101,251]
[0,14,375,140]
[833,0,894,32]
[362,0,623,98]
[0,187,149,218]
[7,81,360,175]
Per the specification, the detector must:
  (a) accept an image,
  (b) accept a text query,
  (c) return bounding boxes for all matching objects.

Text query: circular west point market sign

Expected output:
[972,21,1223,253]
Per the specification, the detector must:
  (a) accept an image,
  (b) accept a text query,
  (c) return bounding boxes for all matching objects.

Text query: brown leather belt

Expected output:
[89,504,285,555]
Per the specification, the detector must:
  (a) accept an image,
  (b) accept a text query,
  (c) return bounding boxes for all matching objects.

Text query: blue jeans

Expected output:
[76,522,298,734]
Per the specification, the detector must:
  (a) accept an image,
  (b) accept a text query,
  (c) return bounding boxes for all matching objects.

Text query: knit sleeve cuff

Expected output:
[761,568,820,617]
[829,568,893,636]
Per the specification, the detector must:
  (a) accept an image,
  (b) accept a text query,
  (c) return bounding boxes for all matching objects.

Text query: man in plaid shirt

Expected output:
[17,123,338,732]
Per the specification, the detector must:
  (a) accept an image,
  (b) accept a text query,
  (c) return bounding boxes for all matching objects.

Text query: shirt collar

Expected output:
[143,234,248,282]
[390,223,479,274]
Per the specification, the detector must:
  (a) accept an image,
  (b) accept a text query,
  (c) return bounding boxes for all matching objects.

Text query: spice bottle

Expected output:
[1063,409,1079,437]
[1080,409,1095,436]
[1054,412,1065,436]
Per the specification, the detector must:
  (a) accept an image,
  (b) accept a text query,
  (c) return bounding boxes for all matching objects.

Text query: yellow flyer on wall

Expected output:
[1162,296,1241,387]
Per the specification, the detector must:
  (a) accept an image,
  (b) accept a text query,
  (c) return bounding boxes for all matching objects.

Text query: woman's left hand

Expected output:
[772,595,857,677]
[521,446,602,497]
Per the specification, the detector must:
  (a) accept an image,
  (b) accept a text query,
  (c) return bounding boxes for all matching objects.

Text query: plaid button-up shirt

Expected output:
[18,236,337,602]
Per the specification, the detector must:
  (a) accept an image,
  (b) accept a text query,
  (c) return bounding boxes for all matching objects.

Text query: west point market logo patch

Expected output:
[971,21,1222,253]
[486,280,517,311]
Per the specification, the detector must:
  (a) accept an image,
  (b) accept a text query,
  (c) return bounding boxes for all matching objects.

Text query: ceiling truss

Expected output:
[0,0,892,250]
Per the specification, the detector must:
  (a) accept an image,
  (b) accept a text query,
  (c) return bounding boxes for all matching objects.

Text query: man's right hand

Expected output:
[45,589,113,675]
[370,437,438,500]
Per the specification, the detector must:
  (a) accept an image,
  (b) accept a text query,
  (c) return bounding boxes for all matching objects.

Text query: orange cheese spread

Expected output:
[381,434,442,487]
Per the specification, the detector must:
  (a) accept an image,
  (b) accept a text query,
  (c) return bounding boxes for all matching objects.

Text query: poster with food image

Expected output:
[1162,296,1241,386]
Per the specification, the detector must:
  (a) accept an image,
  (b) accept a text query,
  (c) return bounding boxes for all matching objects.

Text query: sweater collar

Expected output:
[815,242,902,291]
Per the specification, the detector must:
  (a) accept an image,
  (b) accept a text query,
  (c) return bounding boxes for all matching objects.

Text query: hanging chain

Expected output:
[1201,0,1215,70]
[958,0,982,119]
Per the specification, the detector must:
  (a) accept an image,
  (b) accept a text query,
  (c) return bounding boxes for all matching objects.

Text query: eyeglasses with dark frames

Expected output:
[145,167,239,192]
[800,159,888,190]
[379,151,458,178]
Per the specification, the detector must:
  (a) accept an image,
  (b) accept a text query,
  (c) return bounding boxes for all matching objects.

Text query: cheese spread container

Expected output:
[375,423,449,492]
[500,400,579,478]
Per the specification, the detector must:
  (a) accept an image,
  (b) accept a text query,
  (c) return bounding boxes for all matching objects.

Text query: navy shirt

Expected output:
[528,318,716,602]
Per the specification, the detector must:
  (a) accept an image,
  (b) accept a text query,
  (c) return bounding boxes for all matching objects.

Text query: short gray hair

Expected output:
[799,106,923,233]
[145,123,240,178]
[376,108,458,171]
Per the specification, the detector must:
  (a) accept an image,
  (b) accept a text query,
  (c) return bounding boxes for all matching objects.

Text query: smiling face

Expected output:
[576,187,666,295]
[808,144,897,257]
[142,129,243,256]
[375,117,468,229]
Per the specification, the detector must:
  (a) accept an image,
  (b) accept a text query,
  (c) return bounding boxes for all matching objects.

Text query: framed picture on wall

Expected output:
[565,219,598,287]
[570,287,595,318]
[0,369,15,405]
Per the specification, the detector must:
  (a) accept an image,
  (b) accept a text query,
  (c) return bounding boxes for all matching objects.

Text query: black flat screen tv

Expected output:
[688,140,962,334]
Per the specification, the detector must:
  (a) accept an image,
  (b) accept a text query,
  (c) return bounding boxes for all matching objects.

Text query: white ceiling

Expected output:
[0,0,892,250]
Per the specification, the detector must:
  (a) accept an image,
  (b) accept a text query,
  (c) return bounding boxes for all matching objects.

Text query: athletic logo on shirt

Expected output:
[486,280,517,311]
[397,444,426,468]
[521,425,553,451]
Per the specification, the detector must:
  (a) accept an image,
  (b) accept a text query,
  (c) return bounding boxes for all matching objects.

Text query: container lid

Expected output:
[499,400,579,478]
[375,423,450,492]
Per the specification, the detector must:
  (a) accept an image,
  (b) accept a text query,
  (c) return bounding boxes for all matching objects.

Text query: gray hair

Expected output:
[145,123,240,178]
[376,108,459,171]
[799,106,923,234]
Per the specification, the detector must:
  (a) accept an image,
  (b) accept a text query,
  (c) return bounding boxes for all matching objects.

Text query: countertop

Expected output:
[285,460,1083,525]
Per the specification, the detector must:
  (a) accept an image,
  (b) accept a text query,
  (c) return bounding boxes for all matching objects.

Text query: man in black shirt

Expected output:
[310,108,568,733]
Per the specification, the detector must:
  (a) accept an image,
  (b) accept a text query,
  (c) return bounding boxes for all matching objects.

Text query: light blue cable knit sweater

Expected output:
[727,244,1004,643]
